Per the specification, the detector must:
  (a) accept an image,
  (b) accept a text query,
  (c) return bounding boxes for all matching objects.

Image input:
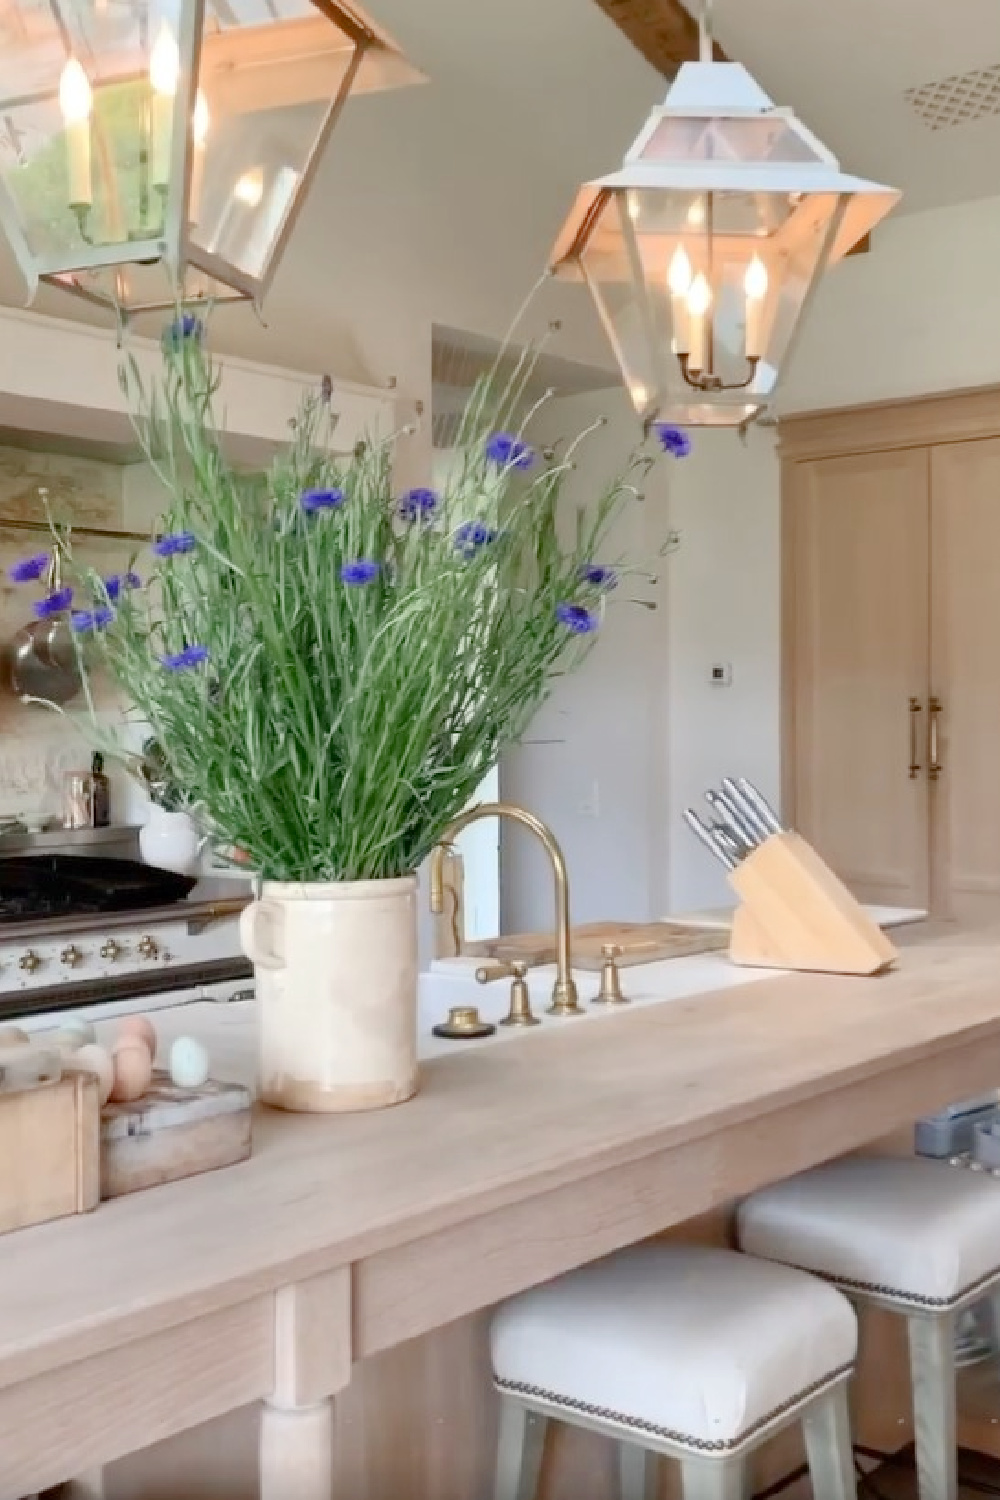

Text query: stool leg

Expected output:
[678,1456,747,1500]
[801,1383,857,1500]
[494,1396,548,1500]
[907,1311,957,1500]
[619,1442,657,1500]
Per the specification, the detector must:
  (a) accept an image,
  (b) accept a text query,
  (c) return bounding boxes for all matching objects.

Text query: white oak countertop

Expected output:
[3,926,1000,1498]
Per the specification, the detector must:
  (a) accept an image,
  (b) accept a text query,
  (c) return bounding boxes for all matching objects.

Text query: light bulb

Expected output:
[667,245,693,297]
[234,168,264,208]
[686,198,706,228]
[744,254,768,301]
[686,272,712,317]
[192,91,210,145]
[150,23,180,96]
[627,192,641,223]
[59,58,92,124]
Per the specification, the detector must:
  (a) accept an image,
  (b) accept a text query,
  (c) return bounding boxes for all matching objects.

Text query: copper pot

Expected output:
[8,547,81,705]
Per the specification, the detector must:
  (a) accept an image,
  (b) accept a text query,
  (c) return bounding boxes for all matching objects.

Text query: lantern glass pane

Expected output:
[639,115,825,166]
[580,195,662,417]
[187,0,357,281]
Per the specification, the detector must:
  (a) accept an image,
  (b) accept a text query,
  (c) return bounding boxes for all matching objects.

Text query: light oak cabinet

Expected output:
[783,389,1000,922]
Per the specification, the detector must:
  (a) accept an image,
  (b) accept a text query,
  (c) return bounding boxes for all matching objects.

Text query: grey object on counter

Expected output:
[914,1103,1000,1159]
[682,809,738,871]
[721,778,774,842]
[705,789,759,851]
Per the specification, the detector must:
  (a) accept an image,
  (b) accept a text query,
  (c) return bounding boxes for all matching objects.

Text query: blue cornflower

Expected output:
[102,572,141,600]
[556,602,599,635]
[454,521,498,556]
[654,423,692,458]
[340,560,380,586]
[578,563,618,590]
[8,553,49,584]
[162,313,204,348]
[71,607,114,633]
[153,531,197,557]
[485,432,535,470]
[32,587,73,618]
[300,487,346,514]
[397,487,439,522]
[160,645,209,671]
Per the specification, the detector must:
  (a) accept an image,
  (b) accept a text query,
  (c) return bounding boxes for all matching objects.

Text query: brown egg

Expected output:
[110,1039,152,1103]
[118,1014,158,1059]
[0,1026,30,1049]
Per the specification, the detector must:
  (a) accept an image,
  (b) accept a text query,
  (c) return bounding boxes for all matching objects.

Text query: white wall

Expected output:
[667,189,1000,911]
[501,390,673,932]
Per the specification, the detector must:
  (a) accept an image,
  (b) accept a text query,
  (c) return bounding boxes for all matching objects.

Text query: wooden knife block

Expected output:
[728,831,898,976]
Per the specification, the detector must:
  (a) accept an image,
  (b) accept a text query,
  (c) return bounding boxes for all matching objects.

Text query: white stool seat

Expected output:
[490,1243,856,1452]
[737,1156,1000,1308]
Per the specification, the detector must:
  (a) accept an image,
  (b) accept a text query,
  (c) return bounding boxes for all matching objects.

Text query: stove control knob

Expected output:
[18,950,40,973]
[137,936,159,961]
[100,939,122,962]
[60,945,83,969]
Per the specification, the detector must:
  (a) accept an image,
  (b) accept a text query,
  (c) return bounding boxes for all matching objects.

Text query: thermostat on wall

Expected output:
[710,662,733,687]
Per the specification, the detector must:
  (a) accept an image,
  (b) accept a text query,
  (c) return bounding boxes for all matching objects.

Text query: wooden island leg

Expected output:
[259,1270,352,1500]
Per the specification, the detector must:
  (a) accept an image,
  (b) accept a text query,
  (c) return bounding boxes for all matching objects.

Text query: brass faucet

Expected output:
[429,802,582,1016]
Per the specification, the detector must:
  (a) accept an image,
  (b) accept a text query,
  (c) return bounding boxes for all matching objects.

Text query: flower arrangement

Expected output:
[12,319,691,882]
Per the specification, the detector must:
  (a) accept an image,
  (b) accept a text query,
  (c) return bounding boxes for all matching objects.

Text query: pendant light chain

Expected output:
[698,0,714,63]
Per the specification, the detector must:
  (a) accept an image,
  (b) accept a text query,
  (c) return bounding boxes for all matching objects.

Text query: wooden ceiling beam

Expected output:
[592,0,726,77]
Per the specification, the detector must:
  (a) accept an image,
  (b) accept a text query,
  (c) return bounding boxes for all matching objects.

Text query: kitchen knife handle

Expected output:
[928,697,942,781]
[908,697,922,780]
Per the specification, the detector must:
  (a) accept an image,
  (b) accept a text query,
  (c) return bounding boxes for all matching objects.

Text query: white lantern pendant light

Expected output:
[549,0,901,428]
[0,0,424,317]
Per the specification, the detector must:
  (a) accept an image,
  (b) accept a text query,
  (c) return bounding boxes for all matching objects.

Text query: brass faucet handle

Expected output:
[594,943,629,1006]
[475,960,513,985]
[500,961,540,1029]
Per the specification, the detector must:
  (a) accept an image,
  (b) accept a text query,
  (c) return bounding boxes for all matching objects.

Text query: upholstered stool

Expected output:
[738,1155,1000,1500]
[490,1243,858,1500]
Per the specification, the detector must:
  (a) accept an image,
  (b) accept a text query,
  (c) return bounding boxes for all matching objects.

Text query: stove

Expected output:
[0,832,253,1025]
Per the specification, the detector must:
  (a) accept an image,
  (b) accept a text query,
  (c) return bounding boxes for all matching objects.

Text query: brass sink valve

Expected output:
[475,959,541,1029]
[593,944,630,1006]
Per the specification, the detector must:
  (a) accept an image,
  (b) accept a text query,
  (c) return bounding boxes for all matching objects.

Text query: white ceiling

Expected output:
[1,1,999,385]
[706,0,1000,216]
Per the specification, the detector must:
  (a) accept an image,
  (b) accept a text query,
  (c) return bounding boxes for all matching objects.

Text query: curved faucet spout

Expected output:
[429,802,581,1016]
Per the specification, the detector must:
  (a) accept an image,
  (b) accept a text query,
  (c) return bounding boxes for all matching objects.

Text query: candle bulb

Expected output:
[59,58,93,208]
[686,272,713,374]
[189,91,209,224]
[667,245,693,356]
[149,23,180,189]
[744,254,768,361]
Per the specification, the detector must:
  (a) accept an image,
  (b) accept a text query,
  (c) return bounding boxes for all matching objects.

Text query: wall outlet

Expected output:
[710,662,733,687]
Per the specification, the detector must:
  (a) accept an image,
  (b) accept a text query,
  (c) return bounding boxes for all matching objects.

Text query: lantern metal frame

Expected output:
[548,8,901,428]
[0,0,422,315]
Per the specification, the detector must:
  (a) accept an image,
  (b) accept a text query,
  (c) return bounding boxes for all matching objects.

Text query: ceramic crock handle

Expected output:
[240,900,286,971]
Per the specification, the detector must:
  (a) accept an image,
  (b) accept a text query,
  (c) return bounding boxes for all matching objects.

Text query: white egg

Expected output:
[60,1018,97,1047]
[169,1036,210,1090]
[64,1043,114,1106]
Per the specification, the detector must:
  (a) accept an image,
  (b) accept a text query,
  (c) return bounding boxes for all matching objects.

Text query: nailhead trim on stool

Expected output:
[494,1364,854,1455]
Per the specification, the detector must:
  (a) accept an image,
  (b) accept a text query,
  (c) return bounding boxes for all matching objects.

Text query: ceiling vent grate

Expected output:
[905,64,1000,131]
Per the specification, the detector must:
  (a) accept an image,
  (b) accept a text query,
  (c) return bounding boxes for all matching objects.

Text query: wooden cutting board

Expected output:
[100,1071,252,1200]
[466,921,727,971]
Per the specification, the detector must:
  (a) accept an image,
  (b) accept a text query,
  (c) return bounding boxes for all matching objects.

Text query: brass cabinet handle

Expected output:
[929,697,943,781]
[909,698,922,779]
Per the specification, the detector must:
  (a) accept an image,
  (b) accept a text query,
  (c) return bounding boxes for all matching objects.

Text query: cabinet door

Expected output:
[930,438,1000,922]
[789,449,930,908]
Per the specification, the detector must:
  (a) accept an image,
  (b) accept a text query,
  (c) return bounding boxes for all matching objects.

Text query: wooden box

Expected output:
[0,1072,100,1234]
[100,1072,252,1200]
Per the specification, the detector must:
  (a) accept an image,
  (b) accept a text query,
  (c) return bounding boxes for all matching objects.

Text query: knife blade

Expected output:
[720,778,773,842]
[683,808,738,870]
[705,789,760,850]
[735,778,783,835]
